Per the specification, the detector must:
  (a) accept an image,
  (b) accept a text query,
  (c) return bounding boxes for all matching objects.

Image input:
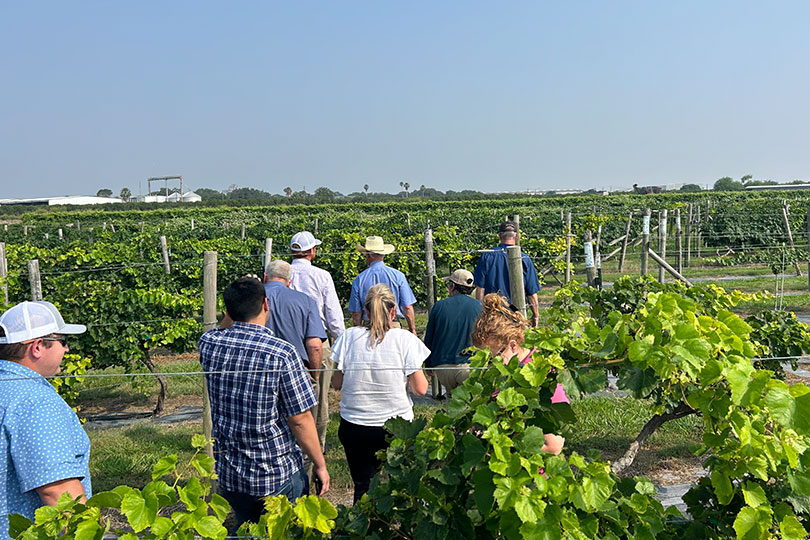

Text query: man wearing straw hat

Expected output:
[0,301,90,535]
[349,236,417,334]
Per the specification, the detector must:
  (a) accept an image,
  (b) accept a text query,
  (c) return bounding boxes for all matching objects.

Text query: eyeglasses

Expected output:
[42,336,68,347]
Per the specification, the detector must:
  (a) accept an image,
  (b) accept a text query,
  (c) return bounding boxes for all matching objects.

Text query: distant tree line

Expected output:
[712,174,808,191]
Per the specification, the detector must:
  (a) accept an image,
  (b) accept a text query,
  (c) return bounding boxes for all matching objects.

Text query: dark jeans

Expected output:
[221,468,309,533]
[338,417,389,504]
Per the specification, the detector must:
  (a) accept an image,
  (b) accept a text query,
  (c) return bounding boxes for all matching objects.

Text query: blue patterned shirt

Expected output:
[348,260,417,319]
[198,322,317,496]
[0,360,91,536]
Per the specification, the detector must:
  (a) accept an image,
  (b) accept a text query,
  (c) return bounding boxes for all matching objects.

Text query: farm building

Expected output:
[0,195,124,206]
[133,191,202,203]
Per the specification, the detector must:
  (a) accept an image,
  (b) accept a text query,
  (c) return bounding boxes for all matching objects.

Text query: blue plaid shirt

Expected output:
[198,321,317,496]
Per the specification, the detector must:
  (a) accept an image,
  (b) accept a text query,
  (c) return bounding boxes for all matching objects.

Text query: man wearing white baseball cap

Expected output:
[288,231,345,472]
[0,301,90,534]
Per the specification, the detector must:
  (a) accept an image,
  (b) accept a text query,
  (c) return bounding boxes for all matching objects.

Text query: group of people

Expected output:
[199,220,553,530]
[0,219,558,535]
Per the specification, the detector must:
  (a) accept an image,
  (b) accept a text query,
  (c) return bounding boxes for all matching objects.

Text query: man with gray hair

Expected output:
[263,260,327,381]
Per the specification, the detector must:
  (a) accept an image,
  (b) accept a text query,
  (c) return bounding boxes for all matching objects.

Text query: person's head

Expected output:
[290,231,321,260]
[0,301,86,376]
[223,277,268,323]
[471,293,528,360]
[443,269,475,296]
[265,259,293,284]
[498,221,518,245]
[364,283,397,347]
[357,236,394,265]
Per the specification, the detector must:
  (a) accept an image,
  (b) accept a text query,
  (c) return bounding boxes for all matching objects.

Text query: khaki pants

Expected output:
[434,363,471,393]
[304,340,332,479]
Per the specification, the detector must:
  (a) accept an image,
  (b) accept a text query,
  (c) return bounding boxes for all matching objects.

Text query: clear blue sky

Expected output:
[2,1,809,198]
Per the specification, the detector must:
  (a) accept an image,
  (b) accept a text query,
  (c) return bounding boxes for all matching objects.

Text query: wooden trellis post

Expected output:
[686,203,693,267]
[782,200,802,276]
[618,211,633,273]
[202,251,218,482]
[28,259,42,301]
[641,208,651,275]
[0,243,7,305]
[564,212,572,283]
[584,231,597,287]
[160,236,171,274]
[675,209,683,275]
[507,246,527,318]
[658,209,668,283]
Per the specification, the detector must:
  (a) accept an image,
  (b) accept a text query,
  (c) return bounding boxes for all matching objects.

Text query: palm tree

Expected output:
[119,187,132,202]
[284,187,293,198]
[403,182,410,197]
[363,184,369,196]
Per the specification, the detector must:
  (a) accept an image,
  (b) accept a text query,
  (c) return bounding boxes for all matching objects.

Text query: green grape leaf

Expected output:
[121,491,158,533]
[193,515,227,540]
[292,496,338,534]
[742,482,768,508]
[151,454,178,480]
[86,491,123,509]
[733,506,769,540]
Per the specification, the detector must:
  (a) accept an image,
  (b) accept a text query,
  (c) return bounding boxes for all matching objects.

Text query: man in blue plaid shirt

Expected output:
[199,277,329,530]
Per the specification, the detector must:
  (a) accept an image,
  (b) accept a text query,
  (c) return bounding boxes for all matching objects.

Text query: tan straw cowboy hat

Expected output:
[357,236,395,255]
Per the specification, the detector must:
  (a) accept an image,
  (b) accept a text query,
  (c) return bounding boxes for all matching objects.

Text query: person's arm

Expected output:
[475,287,485,301]
[351,311,362,326]
[408,369,428,395]
[287,412,330,495]
[305,337,323,380]
[402,304,416,335]
[323,277,346,339]
[528,293,540,327]
[36,478,86,506]
[331,369,343,390]
[541,433,565,455]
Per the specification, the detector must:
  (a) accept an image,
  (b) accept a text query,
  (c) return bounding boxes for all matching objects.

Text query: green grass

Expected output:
[87,397,699,493]
[88,421,203,491]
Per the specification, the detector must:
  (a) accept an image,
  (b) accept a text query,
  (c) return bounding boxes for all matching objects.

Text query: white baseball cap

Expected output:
[290,231,322,252]
[0,301,87,344]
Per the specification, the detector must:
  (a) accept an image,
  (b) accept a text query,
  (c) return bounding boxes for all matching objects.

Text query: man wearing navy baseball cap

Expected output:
[0,301,90,535]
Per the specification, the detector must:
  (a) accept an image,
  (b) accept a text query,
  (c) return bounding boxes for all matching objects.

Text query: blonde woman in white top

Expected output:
[332,284,429,503]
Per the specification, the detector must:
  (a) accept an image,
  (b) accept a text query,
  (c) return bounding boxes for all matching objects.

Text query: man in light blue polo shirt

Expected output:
[348,236,417,334]
[0,301,90,536]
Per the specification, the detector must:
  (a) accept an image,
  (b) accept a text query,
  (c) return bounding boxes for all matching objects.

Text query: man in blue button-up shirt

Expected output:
[348,236,417,334]
[473,221,541,326]
[0,301,90,536]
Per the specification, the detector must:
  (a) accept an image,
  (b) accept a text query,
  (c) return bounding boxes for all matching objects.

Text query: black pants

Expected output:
[220,468,309,534]
[338,417,389,504]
